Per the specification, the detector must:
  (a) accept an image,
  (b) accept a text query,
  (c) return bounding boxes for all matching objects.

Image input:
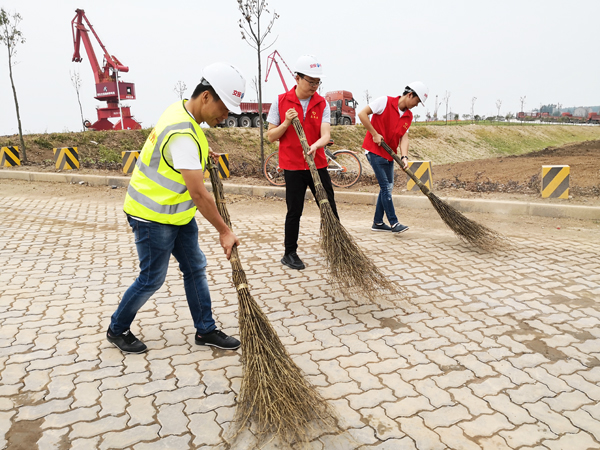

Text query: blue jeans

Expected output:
[366,152,398,225]
[110,216,216,335]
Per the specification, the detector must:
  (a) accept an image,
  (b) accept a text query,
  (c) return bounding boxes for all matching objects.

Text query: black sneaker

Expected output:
[391,223,409,233]
[195,329,241,350]
[106,327,147,354]
[281,252,306,270]
[371,222,392,232]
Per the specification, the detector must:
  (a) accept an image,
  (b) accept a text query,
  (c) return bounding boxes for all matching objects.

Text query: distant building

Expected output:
[573,107,592,117]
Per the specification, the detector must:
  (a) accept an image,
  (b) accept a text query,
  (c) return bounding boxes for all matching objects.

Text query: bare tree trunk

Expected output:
[76,90,85,131]
[7,47,25,162]
[256,20,265,170]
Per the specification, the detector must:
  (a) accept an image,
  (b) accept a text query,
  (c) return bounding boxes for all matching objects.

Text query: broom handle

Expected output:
[206,157,252,293]
[290,117,330,206]
[380,140,431,195]
[206,157,233,229]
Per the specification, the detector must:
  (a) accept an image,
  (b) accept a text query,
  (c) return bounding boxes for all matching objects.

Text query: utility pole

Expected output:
[443,91,451,125]
[496,99,502,123]
[433,95,441,121]
[520,96,526,123]
[471,97,477,123]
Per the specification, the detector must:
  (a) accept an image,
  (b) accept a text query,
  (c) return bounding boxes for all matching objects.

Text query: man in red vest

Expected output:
[266,55,338,270]
[358,82,429,234]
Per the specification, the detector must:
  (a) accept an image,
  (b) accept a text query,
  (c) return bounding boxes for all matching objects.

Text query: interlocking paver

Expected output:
[506,383,555,404]
[188,411,222,447]
[542,431,600,450]
[42,405,100,429]
[419,404,470,428]
[563,409,600,441]
[69,415,127,439]
[382,396,434,419]
[100,424,161,450]
[499,422,557,448]
[433,369,475,389]
[412,378,453,408]
[458,412,514,437]
[560,373,600,401]
[399,416,446,450]
[437,426,481,450]
[448,387,494,416]
[127,396,156,426]
[133,435,192,450]
[360,406,405,440]
[2,185,600,448]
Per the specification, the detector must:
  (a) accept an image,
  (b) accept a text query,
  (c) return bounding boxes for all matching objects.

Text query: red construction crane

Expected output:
[265,50,294,92]
[71,9,141,131]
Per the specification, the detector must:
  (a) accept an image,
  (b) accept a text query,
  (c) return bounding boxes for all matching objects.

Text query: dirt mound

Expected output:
[434,139,600,196]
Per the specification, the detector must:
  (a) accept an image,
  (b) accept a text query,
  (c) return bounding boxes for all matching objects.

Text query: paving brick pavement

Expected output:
[1,185,600,449]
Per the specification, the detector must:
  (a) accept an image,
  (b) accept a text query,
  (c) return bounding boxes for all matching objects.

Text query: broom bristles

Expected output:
[206,160,341,447]
[428,191,510,252]
[291,118,407,302]
[380,140,512,253]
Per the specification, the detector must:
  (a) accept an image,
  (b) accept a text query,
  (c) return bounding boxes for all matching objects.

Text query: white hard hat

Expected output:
[294,55,325,78]
[201,62,246,114]
[406,81,429,105]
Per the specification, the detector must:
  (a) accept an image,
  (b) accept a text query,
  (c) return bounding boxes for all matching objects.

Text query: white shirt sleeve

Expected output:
[266,96,280,126]
[368,96,388,116]
[163,134,203,171]
[322,102,331,123]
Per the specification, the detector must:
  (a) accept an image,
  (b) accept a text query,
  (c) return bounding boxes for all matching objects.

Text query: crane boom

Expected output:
[70,9,141,131]
[265,50,294,92]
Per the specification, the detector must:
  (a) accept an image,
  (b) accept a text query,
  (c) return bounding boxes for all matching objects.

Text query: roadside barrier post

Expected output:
[541,165,569,199]
[1,146,20,167]
[406,161,432,191]
[204,153,230,179]
[53,147,79,170]
[122,151,140,174]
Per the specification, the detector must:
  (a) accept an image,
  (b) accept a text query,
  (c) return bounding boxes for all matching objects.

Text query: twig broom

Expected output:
[291,117,406,302]
[380,140,511,252]
[206,158,340,447]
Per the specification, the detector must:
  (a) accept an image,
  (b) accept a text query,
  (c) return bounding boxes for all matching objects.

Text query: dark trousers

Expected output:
[283,168,339,255]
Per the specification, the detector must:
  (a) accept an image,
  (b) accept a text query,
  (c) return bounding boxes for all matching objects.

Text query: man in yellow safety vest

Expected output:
[107,62,246,354]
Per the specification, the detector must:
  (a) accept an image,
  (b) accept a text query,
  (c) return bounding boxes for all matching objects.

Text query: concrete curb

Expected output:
[1,169,599,220]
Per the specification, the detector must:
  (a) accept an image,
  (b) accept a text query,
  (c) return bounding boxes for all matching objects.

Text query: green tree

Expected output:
[0,8,26,161]
[237,0,279,169]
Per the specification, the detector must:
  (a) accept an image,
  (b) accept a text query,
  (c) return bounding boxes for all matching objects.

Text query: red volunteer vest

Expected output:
[278,87,327,170]
[363,96,413,161]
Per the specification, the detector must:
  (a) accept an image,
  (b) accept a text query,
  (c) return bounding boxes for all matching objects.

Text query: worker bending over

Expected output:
[358,81,429,234]
[107,63,245,354]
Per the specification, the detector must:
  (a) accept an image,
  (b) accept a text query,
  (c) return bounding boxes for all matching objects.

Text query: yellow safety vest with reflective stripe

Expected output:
[123,100,208,225]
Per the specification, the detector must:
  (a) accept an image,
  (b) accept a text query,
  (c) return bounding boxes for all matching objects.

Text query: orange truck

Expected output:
[325,91,358,125]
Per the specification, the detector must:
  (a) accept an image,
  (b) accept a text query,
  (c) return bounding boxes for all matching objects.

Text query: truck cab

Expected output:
[325,91,358,125]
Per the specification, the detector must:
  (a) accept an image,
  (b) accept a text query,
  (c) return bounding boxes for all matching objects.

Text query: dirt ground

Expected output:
[434,139,600,193]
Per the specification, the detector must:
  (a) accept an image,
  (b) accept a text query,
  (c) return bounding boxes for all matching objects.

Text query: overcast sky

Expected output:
[1,0,599,135]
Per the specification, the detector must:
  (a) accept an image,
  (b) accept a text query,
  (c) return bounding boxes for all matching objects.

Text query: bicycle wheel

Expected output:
[329,150,362,188]
[263,151,286,186]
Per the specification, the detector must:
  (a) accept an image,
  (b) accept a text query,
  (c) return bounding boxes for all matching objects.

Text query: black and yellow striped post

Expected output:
[122,151,140,174]
[1,146,20,166]
[406,161,432,191]
[542,165,569,199]
[204,153,230,179]
[53,147,79,170]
